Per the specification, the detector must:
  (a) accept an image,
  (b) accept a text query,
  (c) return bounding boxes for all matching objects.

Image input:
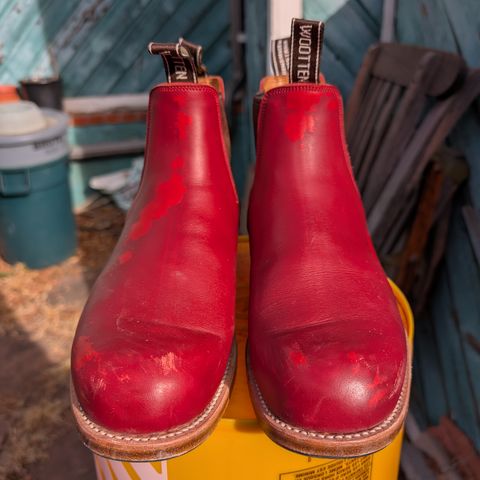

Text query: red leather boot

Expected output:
[247,20,411,457]
[71,42,238,461]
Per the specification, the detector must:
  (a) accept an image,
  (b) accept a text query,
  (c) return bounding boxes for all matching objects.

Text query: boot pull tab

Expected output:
[271,37,291,77]
[270,19,325,83]
[148,42,197,83]
[178,38,208,77]
[289,18,324,83]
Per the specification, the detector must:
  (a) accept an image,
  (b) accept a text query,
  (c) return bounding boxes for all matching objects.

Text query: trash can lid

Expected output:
[0,101,48,135]
[0,107,69,147]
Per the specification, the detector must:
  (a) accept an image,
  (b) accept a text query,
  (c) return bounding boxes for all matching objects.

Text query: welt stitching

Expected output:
[253,366,407,441]
[78,353,233,442]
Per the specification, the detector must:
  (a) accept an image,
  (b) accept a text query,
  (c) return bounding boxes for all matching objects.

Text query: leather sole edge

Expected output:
[71,342,237,462]
[246,338,412,458]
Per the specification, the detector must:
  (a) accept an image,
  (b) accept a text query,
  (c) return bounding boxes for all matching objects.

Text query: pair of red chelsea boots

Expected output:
[71,20,411,462]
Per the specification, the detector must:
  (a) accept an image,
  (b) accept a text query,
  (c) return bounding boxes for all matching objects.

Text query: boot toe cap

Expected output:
[72,331,229,434]
[251,322,407,434]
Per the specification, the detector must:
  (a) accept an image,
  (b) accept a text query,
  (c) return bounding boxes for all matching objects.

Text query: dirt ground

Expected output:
[0,200,125,480]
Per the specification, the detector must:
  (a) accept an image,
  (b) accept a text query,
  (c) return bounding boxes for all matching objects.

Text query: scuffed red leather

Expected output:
[71,84,238,434]
[248,85,407,434]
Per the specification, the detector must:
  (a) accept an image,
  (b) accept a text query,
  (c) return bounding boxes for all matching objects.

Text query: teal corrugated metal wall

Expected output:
[0,0,232,95]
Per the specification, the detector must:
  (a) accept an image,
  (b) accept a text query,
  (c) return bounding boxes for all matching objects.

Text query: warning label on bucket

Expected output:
[280,456,372,480]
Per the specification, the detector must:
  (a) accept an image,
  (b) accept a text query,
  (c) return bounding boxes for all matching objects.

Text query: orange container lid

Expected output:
[0,85,20,103]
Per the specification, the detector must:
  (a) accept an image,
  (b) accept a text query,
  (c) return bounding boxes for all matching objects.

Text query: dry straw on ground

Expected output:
[0,202,124,479]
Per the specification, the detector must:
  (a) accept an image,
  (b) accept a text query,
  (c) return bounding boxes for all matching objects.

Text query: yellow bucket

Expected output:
[94,237,413,480]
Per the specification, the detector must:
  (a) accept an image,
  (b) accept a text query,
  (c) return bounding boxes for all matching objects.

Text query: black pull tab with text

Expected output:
[179,38,208,77]
[148,42,197,83]
[289,18,324,83]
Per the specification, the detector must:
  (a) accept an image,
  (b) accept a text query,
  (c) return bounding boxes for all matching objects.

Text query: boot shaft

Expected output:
[137,83,236,214]
[249,84,374,265]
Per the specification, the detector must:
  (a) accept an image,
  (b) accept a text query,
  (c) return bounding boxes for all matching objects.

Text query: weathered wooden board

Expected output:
[411,313,449,427]
[396,0,480,450]
[58,0,148,94]
[430,270,480,446]
[134,0,231,93]
[304,0,348,20]
[78,0,179,94]
[397,0,458,55]
[450,113,480,210]
[0,0,46,82]
[428,0,480,66]
[202,28,231,80]
[109,0,225,94]
[305,0,382,98]
[445,212,480,417]
[0,0,232,95]
[68,123,146,147]
[356,0,383,23]
[324,5,376,75]
[320,44,356,98]
[462,206,480,266]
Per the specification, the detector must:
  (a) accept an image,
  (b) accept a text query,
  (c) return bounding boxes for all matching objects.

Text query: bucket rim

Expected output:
[388,279,414,342]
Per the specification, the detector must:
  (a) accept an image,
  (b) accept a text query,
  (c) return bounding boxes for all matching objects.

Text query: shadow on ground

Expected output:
[0,201,124,480]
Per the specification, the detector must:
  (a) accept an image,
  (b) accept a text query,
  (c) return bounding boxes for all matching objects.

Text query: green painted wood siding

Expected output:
[0,0,232,95]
